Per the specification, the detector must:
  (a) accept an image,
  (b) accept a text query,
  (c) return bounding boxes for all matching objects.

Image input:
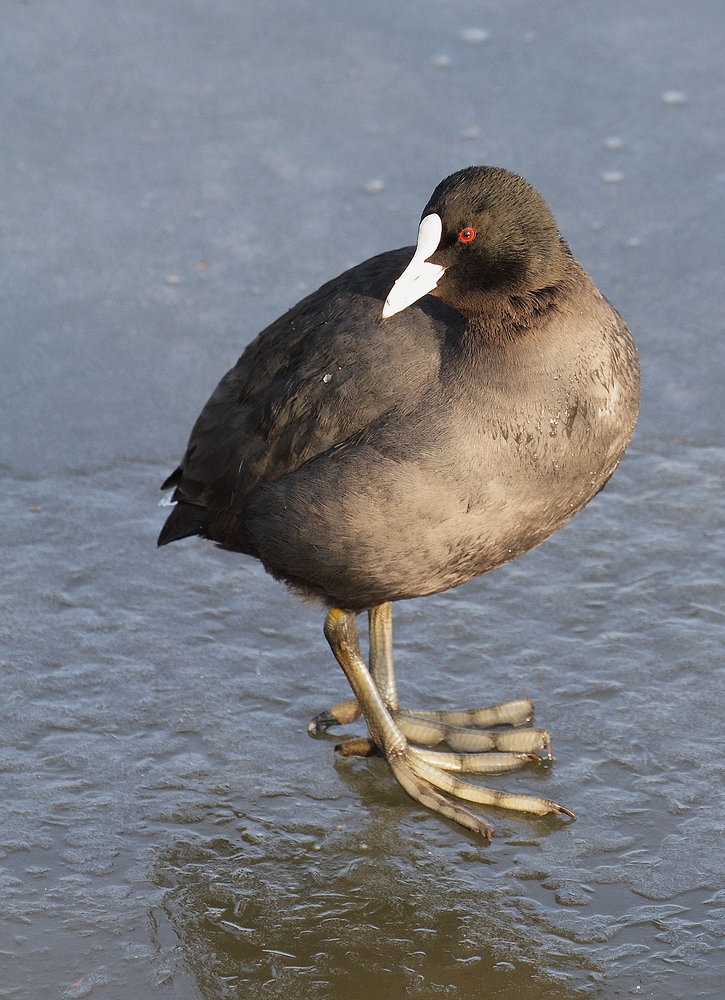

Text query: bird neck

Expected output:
[460,261,583,347]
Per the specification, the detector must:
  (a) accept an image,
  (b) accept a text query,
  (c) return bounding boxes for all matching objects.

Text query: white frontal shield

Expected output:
[382,213,446,318]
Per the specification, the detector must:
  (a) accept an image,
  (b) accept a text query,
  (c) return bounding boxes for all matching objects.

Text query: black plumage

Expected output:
[159,167,638,611]
[158,166,639,836]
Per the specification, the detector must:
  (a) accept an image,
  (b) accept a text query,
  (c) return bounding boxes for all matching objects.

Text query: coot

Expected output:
[158,166,639,839]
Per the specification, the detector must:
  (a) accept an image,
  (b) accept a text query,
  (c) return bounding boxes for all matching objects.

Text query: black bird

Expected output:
[158,166,639,839]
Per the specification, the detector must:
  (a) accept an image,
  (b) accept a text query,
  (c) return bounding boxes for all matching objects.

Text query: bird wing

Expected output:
[158,249,453,547]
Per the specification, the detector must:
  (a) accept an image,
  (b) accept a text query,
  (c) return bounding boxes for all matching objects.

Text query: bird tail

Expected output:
[157,501,209,546]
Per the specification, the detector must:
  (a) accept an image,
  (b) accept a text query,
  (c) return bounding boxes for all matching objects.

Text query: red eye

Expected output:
[458,228,476,243]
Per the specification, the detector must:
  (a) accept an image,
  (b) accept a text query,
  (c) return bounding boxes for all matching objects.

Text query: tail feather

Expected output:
[161,466,183,491]
[157,501,209,546]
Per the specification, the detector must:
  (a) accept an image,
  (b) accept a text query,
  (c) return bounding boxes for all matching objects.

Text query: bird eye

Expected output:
[458,228,476,243]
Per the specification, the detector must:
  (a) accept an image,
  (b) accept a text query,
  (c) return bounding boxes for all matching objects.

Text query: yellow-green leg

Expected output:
[309,601,553,766]
[321,608,574,839]
[307,604,397,735]
[323,608,496,839]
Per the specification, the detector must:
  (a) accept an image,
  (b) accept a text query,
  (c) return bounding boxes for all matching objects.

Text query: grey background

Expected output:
[2,1,724,997]
[3,0,724,474]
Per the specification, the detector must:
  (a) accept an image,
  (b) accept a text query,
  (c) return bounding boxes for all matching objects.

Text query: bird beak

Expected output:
[382,213,446,318]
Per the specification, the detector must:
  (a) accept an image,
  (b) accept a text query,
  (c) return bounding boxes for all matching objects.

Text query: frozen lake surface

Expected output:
[1,1,724,996]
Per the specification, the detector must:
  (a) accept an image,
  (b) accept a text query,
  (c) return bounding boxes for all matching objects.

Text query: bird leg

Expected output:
[323,608,496,838]
[322,608,573,838]
[368,601,399,709]
[309,603,552,762]
[307,603,396,735]
[328,603,396,759]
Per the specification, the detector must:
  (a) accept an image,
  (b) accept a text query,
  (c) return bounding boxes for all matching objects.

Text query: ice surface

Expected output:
[2,446,724,996]
[460,29,491,45]
[1,0,724,996]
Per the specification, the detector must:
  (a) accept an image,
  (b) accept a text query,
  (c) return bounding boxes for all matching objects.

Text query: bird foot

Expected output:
[309,696,551,757]
[320,610,575,837]
[403,746,575,821]
[315,697,574,826]
[335,736,379,757]
[378,744,574,843]
[308,697,361,735]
